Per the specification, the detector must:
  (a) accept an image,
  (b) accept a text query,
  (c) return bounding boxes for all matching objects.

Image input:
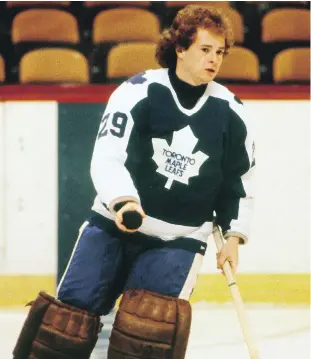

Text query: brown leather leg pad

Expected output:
[107,289,192,359]
[13,291,102,359]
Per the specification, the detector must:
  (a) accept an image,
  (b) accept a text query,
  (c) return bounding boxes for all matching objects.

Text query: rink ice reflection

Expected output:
[1,303,309,359]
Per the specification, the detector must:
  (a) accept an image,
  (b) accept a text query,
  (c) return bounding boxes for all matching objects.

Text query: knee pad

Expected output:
[108,289,192,359]
[13,291,102,359]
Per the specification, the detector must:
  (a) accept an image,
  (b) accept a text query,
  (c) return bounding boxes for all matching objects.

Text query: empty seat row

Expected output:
[0,45,309,85]
[8,7,310,45]
[10,7,237,44]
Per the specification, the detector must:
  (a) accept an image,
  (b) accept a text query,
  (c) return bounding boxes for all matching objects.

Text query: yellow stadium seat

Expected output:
[12,9,79,44]
[84,1,150,8]
[0,55,5,83]
[7,1,70,7]
[216,46,260,82]
[217,7,244,44]
[273,48,310,83]
[19,48,89,84]
[93,8,160,43]
[165,1,230,8]
[262,8,310,42]
[107,42,161,79]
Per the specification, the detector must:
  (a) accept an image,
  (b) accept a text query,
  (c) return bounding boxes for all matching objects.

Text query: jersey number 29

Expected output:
[98,112,128,139]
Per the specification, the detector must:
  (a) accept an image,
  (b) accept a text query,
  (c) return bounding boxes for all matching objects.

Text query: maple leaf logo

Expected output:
[152,126,209,189]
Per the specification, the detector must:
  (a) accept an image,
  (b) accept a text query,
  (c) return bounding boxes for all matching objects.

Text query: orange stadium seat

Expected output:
[91,7,160,82]
[106,42,161,80]
[273,47,310,83]
[218,7,244,44]
[216,46,260,82]
[12,9,79,44]
[19,48,89,84]
[93,8,160,43]
[262,8,310,43]
[0,55,5,83]
[7,1,70,7]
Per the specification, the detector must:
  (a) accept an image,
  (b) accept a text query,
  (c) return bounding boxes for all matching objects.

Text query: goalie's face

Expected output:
[176,28,225,86]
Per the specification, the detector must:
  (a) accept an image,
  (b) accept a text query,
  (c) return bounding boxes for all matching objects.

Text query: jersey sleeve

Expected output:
[90,83,144,212]
[215,100,255,244]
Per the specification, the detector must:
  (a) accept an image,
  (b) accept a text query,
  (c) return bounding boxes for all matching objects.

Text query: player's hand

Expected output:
[216,236,239,275]
[115,202,146,233]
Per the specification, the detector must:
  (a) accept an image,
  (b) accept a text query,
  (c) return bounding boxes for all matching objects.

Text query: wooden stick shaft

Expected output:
[213,225,260,359]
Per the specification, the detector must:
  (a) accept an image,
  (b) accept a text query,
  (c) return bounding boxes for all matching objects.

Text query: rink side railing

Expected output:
[0,84,309,102]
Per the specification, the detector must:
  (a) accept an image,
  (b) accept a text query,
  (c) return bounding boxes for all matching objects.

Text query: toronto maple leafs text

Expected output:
[163,149,196,177]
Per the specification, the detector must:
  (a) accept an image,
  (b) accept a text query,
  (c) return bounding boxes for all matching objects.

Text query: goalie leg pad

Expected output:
[13,291,102,359]
[108,289,192,359]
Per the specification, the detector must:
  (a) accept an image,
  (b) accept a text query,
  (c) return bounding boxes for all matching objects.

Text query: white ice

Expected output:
[1,303,309,359]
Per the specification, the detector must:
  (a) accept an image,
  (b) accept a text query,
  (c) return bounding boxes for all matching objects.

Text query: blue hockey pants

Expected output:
[57,218,205,316]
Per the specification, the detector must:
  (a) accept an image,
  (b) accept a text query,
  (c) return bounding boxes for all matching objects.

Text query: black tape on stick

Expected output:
[122,211,143,230]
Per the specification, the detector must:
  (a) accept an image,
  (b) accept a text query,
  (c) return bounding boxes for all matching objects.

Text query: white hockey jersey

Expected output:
[91,69,255,244]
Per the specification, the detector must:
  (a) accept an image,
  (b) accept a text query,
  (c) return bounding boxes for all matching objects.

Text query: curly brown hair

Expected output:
[156,5,234,69]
